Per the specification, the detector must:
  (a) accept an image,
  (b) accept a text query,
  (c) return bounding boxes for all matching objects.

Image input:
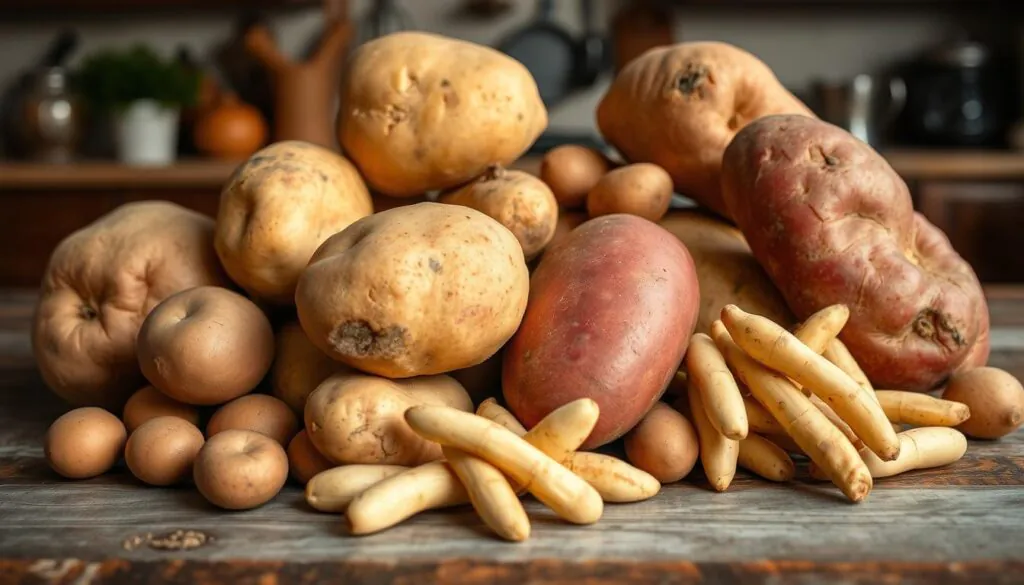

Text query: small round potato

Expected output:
[137,286,275,405]
[540,145,611,209]
[193,429,288,510]
[124,416,205,486]
[122,385,201,433]
[287,430,334,484]
[271,322,349,414]
[587,163,673,222]
[45,407,127,479]
[944,367,1024,439]
[624,402,699,483]
[207,394,299,446]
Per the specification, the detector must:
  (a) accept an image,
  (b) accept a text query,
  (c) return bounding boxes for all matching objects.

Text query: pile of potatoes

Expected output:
[33,31,1024,542]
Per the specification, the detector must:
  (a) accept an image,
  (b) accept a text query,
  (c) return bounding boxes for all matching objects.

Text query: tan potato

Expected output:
[540,145,612,209]
[287,430,334,485]
[296,202,529,378]
[122,385,200,433]
[659,210,793,335]
[624,402,699,483]
[193,429,288,510]
[744,395,783,435]
[32,201,230,409]
[45,407,127,479]
[875,391,971,428]
[304,372,472,465]
[215,141,374,303]
[442,445,530,542]
[687,382,738,491]
[207,394,299,446]
[270,322,349,414]
[305,464,409,512]
[943,367,1024,439]
[824,338,876,397]
[137,287,274,406]
[337,31,547,197]
[737,434,794,482]
[439,166,558,260]
[586,163,673,222]
[686,333,746,440]
[124,416,204,486]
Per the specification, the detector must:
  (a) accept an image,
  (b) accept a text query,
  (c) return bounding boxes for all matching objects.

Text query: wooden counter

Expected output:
[0,288,1023,584]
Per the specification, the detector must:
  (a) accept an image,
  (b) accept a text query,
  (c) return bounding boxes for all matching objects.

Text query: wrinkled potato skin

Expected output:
[597,42,813,219]
[721,115,988,391]
[271,322,350,414]
[439,166,558,260]
[586,163,673,222]
[660,210,793,334]
[337,32,547,197]
[295,202,529,378]
[503,214,700,449]
[32,202,230,409]
[216,141,373,304]
[304,372,472,465]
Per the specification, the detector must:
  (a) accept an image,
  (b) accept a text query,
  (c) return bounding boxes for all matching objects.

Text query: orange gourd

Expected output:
[194,93,267,160]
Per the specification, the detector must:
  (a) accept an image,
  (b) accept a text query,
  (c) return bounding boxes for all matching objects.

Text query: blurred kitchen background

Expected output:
[1,0,1023,286]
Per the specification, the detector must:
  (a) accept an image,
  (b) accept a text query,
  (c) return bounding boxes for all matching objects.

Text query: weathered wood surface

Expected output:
[0,290,1022,584]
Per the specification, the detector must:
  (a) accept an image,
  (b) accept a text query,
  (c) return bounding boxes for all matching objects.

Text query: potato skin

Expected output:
[540,145,611,209]
[215,141,373,304]
[271,322,350,414]
[124,416,204,486]
[337,32,547,197]
[503,214,700,448]
[122,385,200,433]
[624,402,699,483]
[45,407,127,479]
[439,166,558,260]
[287,430,333,484]
[943,367,1024,439]
[207,394,299,446]
[587,163,673,221]
[295,202,529,378]
[660,210,793,334]
[32,201,230,409]
[193,429,288,510]
[597,42,813,219]
[721,115,988,391]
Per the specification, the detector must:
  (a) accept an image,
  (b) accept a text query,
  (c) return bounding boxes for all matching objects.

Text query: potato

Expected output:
[193,429,288,510]
[660,210,792,334]
[546,211,588,255]
[32,201,229,409]
[337,31,547,197]
[304,372,473,465]
[449,349,505,406]
[721,115,988,391]
[137,286,275,405]
[124,416,204,486]
[207,394,299,446]
[587,163,672,222]
[296,202,529,378]
[540,145,612,209]
[624,402,699,483]
[215,141,373,304]
[287,430,334,484]
[596,42,814,219]
[943,367,1024,439]
[270,322,349,414]
[122,385,200,433]
[439,166,558,260]
[503,214,700,448]
[45,407,127,479]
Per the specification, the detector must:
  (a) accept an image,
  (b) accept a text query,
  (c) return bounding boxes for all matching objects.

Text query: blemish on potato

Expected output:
[330,320,407,359]
[429,258,442,273]
[675,64,711,99]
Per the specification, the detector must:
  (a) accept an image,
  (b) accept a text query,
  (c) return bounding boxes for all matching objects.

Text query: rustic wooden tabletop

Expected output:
[0,288,1022,585]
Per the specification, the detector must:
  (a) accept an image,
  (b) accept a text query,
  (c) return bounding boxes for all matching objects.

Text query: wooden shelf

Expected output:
[0,0,317,15]
[882,150,1024,182]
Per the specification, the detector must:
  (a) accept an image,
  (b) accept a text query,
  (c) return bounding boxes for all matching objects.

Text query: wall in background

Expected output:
[0,0,967,134]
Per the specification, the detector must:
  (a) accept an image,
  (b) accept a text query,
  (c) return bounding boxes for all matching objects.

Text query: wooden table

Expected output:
[0,289,1022,584]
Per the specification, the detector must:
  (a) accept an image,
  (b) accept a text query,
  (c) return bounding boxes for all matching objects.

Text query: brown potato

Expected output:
[449,349,505,406]
[215,141,373,304]
[337,32,547,197]
[45,407,127,479]
[137,286,275,406]
[193,429,288,510]
[270,322,349,414]
[624,402,699,483]
[207,394,299,446]
[943,367,1024,439]
[122,385,200,433]
[545,211,589,255]
[587,163,673,222]
[32,201,230,409]
[439,166,558,260]
[287,430,334,484]
[296,202,529,378]
[540,145,612,209]
[305,372,472,465]
[124,416,205,486]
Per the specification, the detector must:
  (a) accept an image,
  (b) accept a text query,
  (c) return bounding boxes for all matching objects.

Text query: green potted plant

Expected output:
[75,45,198,165]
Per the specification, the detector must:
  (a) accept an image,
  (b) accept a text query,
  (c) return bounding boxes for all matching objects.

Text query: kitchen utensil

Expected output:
[611,0,674,73]
[812,74,905,148]
[18,67,82,163]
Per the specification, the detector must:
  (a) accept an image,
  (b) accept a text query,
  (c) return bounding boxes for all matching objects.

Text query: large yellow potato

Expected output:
[337,32,547,197]
[32,202,230,408]
[215,141,373,304]
[296,202,529,378]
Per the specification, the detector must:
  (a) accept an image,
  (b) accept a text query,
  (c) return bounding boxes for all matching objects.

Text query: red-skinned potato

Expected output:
[32,201,229,409]
[503,214,700,448]
[721,115,988,391]
[596,42,814,219]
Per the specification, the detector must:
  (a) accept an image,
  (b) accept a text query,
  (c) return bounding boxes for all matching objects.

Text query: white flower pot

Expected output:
[115,99,180,166]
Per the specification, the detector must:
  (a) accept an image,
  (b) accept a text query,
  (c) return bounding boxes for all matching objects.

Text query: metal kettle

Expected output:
[812,74,906,148]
